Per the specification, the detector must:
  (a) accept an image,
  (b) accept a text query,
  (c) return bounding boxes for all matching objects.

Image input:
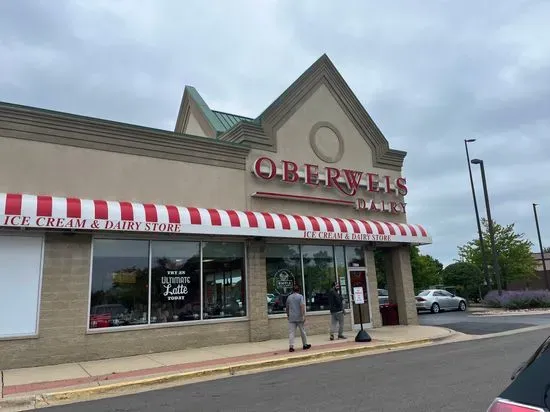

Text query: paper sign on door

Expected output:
[353,287,365,304]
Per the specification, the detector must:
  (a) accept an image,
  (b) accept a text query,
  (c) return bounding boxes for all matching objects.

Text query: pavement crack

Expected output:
[1,369,4,398]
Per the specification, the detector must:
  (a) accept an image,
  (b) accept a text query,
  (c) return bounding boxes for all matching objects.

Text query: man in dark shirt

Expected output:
[328,281,347,340]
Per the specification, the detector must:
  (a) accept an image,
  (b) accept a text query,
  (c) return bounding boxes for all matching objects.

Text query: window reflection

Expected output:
[266,244,302,314]
[346,246,365,267]
[89,239,149,329]
[334,246,350,309]
[202,242,246,319]
[150,241,201,323]
[302,245,336,312]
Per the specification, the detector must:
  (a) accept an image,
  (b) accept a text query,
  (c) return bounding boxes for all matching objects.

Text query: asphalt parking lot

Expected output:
[417,310,550,335]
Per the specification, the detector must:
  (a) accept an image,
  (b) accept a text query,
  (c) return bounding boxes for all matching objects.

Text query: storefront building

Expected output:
[0,54,431,369]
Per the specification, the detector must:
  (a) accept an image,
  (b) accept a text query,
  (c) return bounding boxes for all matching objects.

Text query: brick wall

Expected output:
[0,235,403,370]
[365,249,382,327]
[247,239,270,342]
[385,246,418,325]
[0,233,249,369]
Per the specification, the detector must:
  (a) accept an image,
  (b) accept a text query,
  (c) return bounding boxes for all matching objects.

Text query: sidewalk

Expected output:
[0,325,454,410]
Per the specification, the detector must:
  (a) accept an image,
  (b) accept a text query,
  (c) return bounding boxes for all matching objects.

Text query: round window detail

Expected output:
[308,122,344,163]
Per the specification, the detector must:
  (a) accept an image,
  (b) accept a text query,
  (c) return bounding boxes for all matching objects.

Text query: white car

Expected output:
[378,289,389,305]
[415,289,467,313]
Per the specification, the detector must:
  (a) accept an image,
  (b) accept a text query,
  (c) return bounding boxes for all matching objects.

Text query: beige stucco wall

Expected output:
[185,111,208,137]
[0,136,246,209]
[246,84,407,223]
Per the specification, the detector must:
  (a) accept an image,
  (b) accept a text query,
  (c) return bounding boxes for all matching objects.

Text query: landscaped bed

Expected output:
[483,290,550,310]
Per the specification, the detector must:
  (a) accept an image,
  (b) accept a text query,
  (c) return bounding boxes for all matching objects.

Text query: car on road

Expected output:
[487,334,550,411]
[415,289,467,314]
[378,288,389,305]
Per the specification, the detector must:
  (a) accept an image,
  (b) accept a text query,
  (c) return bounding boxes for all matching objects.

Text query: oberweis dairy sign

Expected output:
[252,156,407,214]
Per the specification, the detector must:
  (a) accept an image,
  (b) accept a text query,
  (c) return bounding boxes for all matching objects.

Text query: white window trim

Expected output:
[86,316,249,335]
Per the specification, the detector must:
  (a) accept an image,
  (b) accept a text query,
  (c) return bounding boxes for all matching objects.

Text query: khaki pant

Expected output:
[288,321,308,347]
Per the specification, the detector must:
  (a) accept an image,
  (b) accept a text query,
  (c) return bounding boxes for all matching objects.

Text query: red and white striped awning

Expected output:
[0,193,431,244]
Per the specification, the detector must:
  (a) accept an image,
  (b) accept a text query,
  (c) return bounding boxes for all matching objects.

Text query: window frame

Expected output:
[86,236,248,334]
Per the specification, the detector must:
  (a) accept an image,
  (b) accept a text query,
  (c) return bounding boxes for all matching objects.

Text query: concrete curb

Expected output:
[0,335,450,409]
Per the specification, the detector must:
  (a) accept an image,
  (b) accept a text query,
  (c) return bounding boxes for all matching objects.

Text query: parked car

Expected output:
[415,289,467,313]
[89,303,128,328]
[487,333,550,411]
[378,289,389,305]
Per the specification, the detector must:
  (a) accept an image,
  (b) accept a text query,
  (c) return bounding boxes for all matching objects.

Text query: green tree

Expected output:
[410,245,443,290]
[374,246,442,291]
[374,249,387,288]
[441,262,483,301]
[457,219,537,287]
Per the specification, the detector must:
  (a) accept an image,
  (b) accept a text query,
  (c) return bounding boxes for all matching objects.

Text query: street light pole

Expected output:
[471,158,503,296]
[532,203,549,290]
[464,139,490,287]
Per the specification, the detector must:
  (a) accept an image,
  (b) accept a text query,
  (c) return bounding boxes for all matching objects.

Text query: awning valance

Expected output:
[0,193,431,244]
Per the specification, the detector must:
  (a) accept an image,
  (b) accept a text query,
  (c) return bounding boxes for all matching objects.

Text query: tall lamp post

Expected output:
[532,203,549,290]
[464,139,490,287]
[470,158,503,296]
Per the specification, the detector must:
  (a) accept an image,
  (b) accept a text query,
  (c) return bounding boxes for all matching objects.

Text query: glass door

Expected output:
[348,268,372,329]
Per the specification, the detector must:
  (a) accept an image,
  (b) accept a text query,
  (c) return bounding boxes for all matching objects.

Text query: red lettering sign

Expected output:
[304,164,319,186]
[251,156,409,214]
[253,157,277,180]
[282,160,299,183]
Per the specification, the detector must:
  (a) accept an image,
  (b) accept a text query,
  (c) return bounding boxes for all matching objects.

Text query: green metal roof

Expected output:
[185,86,261,137]
[212,110,256,131]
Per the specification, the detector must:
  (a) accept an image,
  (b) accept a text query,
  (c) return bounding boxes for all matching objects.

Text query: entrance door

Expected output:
[348,269,372,329]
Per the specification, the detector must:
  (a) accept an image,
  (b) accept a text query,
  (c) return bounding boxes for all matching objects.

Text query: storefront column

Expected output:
[385,246,418,325]
[365,249,382,328]
[247,239,270,341]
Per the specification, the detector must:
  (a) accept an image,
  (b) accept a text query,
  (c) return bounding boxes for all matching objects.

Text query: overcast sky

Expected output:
[1,0,549,265]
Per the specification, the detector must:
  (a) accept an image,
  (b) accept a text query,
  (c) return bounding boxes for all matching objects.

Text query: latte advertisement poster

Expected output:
[158,260,193,302]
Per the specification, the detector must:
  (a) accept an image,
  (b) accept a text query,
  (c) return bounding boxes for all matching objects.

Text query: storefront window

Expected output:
[302,245,336,312]
[89,239,246,329]
[89,239,149,329]
[346,245,365,267]
[266,244,302,314]
[334,246,350,310]
[150,241,201,324]
[202,242,246,319]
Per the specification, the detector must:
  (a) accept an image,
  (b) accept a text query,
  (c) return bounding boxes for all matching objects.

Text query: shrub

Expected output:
[483,290,550,309]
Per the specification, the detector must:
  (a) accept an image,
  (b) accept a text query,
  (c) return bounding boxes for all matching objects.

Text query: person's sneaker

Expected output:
[303,344,312,350]
[329,334,335,341]
[289,347,295,352]
[338,335,347,339]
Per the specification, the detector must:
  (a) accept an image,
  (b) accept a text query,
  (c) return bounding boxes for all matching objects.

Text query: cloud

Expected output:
[1,0,549,265]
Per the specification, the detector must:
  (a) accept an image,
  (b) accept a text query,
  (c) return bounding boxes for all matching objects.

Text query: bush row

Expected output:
[484,290,550,309]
